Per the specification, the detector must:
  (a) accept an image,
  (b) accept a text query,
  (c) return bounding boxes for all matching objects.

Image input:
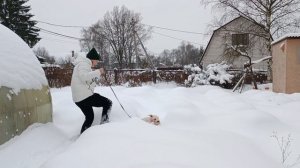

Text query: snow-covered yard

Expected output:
[1,83,300,168]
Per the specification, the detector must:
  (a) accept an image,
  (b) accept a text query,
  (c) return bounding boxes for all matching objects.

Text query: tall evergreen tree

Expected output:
[0,0,40,47]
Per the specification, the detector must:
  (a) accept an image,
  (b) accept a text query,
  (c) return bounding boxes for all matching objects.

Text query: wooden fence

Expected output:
[43,67,188,88]
[227,69,268,84]
[43,66,73,88]
[43,67,268,88]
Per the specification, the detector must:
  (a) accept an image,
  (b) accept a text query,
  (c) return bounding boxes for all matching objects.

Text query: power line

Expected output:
[35,24,205,46]
[36,20,88,28]
[40,30,81,40]
[36,26,203,46]
[36,20,209,36]
[153,31,203,46]
[144,24,210,35]
[36,26,82,40]
[39,36,80,44]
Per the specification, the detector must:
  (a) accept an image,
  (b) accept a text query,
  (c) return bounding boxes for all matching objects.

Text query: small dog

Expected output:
[142,114,160,126]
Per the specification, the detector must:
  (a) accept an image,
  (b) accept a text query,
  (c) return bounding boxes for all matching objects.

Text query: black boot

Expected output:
[100,114,109,124]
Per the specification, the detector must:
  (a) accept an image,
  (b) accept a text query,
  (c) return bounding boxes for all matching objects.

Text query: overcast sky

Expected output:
[28,0,213,58]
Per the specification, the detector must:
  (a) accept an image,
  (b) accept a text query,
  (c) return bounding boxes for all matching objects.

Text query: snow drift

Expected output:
[1,84,300,168]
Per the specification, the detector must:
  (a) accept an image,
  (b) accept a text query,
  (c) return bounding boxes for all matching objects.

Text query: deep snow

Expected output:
[1,83,300,168]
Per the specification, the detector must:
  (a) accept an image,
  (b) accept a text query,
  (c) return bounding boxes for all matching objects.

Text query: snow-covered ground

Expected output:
[1,83,300,168]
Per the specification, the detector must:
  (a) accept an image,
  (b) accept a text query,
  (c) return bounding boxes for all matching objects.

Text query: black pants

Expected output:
[75,93,112,133]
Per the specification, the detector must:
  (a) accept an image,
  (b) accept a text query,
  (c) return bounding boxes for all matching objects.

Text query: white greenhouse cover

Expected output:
[0,24,48,93]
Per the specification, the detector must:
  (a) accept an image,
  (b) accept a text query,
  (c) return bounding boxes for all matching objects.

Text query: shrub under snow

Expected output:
[184,62,234,88]
[184,64,208,87]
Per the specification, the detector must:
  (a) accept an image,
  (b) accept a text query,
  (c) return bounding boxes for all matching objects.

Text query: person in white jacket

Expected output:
[71,48,112,133]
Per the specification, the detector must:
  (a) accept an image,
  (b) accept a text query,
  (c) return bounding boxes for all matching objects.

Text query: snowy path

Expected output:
[1,83,300,168]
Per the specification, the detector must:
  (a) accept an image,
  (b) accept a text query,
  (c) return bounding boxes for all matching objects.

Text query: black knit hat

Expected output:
[86,48,100,60]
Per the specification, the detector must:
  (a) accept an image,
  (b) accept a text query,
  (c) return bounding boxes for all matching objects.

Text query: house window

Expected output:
[232,33,249,46]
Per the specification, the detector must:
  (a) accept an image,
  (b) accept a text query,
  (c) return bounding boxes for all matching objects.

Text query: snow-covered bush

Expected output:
[206,62,234,86]
[184,64,208,87]
[184,62,234,88]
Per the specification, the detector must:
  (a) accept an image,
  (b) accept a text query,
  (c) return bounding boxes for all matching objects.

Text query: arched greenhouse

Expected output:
[0,24,52,145]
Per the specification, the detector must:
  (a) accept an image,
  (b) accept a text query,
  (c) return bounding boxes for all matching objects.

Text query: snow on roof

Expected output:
[0,24,48,93]
[271,33,300,45]
[251,56,272,64]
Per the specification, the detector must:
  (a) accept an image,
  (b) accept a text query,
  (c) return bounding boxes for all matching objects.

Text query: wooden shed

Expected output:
[272,34,300,93]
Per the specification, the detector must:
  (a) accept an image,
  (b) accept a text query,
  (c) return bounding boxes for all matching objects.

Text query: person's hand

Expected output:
[99,68,106,76]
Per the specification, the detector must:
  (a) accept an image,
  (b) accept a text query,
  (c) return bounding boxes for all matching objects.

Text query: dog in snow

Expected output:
[142,114,160,126]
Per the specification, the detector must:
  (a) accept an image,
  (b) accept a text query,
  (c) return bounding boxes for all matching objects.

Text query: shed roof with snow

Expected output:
[271,33,300,45]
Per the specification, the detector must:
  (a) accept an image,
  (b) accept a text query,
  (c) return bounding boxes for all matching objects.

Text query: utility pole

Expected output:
[133,27,140,69]
[131,18,155,70]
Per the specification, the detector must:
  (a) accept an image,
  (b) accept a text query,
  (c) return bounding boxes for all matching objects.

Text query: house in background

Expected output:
[200,16,270,70]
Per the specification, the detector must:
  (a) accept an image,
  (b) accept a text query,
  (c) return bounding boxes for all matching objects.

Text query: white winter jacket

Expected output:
[71,55,101,102]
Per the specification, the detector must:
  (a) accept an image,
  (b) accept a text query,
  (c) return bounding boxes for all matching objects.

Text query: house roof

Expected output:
[271,33,300,45]
[199,15,269,64]
[199,29,216,64]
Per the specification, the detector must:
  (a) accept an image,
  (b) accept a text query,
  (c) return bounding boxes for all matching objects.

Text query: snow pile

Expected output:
[251,56,272,64]
[1,84,300,168]
[0,24,47,92]
[42,119,278,168]
[0,123,71,168]
[185,63,234,87]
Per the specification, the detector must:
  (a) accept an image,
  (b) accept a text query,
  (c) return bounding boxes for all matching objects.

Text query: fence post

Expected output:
[114,69,118,84]
[152,70,157,84]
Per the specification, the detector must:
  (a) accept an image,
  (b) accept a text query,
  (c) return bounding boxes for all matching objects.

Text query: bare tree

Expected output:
[56,56,73,68]
[33,47,55,64]
[155,42,203,67]
[80,6,151,69]
[80,23,110,68]
[202,0,300,51]
[159,49,172,67]
[174,42,203,66]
